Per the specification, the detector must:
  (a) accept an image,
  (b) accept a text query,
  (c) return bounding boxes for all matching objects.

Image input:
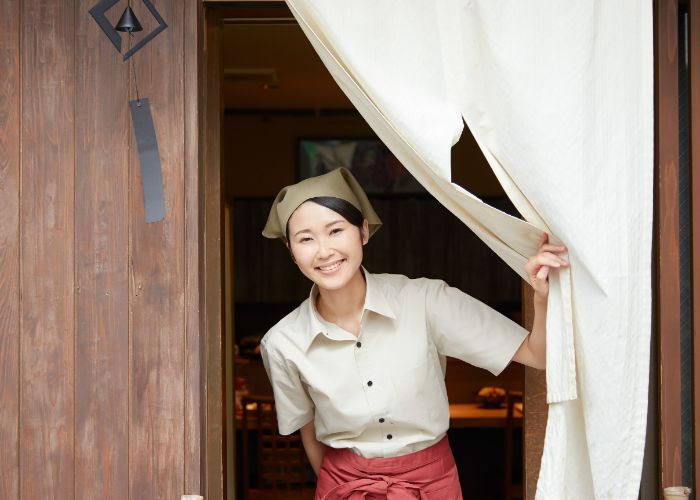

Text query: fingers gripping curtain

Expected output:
[285,1,654,498]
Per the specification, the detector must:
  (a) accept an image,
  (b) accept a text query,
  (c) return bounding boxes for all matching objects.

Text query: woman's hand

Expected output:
[300,420,326,476]
[512,233,568,370]
[525,232,569,300]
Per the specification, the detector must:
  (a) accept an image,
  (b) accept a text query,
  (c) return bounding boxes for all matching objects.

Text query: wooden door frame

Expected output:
[201,3,550,498]
[198,2,551,498]
[692,0,700,493]
[198,1,695,498]
[644,0,700,495]
[656,0,682,488]
[200,3,296,500]
[184,0,212,498]
[655,0,700,493]
[200,5,226,500]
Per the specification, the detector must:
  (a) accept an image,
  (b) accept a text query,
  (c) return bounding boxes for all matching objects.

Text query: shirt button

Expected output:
[356,341,362,348]
[387,434,393,440]
[378,418,385,423]
[367,380,373,387]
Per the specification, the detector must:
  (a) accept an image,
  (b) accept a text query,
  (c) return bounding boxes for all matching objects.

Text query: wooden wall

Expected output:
[0,1,207,499]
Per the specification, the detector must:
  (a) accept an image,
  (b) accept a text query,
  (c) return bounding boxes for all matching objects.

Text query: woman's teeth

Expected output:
[318,260,343,271]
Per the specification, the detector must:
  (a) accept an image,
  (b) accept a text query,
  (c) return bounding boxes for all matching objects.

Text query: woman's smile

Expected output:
[316,258,346,274]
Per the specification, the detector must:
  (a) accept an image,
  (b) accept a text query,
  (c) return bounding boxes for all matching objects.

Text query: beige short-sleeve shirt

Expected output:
[260,268,528,458]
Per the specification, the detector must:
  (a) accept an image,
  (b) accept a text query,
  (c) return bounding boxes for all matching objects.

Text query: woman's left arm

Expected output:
[512,233,569,370]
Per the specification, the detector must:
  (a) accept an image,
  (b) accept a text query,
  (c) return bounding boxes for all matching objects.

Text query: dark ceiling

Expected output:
[222,23,354,111]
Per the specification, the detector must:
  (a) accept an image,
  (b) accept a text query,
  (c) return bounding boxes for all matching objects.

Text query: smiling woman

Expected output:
[258,167,566,499]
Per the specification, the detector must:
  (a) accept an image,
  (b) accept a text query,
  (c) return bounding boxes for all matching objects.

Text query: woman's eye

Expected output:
[330,228,343,235]
[299,237,312,243]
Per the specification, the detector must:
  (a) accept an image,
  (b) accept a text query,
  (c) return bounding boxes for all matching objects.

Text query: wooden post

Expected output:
[656,0,683,489]
[203,7,225,500]
[690,0,700,493]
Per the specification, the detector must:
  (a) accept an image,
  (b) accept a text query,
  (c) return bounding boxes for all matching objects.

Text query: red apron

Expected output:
[315,436,463,500]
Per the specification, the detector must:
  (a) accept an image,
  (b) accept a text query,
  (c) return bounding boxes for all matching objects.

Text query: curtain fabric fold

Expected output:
[285,1,653,498]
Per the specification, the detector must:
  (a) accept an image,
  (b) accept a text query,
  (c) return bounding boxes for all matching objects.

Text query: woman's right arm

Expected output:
[300,420,326,475]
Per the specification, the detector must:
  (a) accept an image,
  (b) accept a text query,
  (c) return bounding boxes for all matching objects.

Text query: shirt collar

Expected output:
[362,267,397,320]
[304,267,396,351]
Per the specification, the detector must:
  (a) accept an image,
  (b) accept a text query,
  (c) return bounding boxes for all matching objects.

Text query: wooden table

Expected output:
[236,402,522,430]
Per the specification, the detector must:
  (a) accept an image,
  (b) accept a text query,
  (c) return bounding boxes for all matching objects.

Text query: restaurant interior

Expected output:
[222,20,527,500]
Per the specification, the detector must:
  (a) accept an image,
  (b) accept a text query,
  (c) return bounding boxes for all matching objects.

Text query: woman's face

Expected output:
[287,201,369,292]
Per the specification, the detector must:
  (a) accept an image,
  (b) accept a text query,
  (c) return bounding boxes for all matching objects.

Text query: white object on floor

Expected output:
[664,486,692,499]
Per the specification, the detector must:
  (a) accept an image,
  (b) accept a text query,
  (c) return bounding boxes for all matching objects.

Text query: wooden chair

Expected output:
[504,390,524,500]
[241,395,316,500]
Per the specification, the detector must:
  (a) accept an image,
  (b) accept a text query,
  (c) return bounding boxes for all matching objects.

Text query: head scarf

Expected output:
[262,167,382,242]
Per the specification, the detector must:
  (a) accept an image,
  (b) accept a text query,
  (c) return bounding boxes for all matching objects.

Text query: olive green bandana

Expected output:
[262,167,382,243]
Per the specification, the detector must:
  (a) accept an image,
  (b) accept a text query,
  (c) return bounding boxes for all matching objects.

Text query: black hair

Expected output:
[285,196,365,243]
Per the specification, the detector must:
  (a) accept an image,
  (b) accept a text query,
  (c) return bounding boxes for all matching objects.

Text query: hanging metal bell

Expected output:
[115,6,143,33]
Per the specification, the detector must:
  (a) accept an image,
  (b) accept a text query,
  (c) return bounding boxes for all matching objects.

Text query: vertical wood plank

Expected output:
[655,0,683,489]
[128,1,186,498]
[204,9,225,500]
[184,0,204,495]
[74,0,129,498]
[690,0,700,493]
[0,0,21,498]
[20,0,76,498]
[522,284,547,500]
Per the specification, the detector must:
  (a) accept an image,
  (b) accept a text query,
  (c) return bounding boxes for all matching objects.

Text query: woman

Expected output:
[260,167,568,499]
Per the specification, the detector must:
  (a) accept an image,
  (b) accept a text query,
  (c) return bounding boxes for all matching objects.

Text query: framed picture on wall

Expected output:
[297,138,425,194]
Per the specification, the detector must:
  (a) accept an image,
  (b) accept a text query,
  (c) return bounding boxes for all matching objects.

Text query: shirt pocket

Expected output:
[389,355,440,422]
